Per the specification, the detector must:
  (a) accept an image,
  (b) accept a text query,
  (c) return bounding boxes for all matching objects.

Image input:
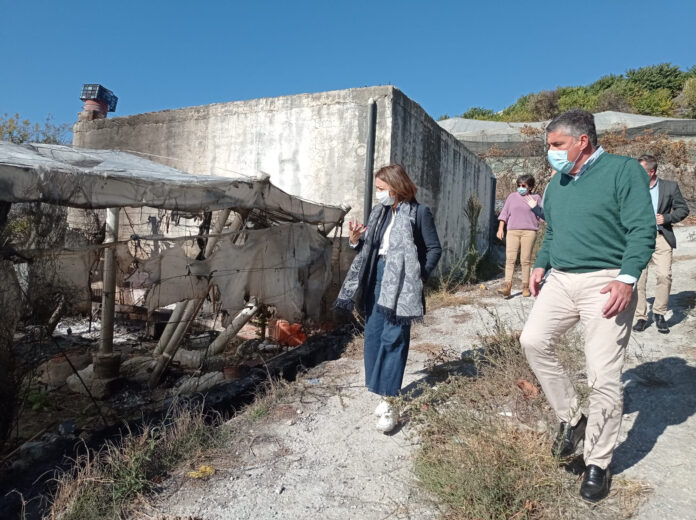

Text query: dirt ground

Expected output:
[148,225,696,520]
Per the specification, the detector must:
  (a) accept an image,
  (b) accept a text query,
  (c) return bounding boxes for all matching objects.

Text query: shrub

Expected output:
[630,88,675,116]
[596,87,635,113]
[460,107,498,120]
[528,90,560,120]
[682,77,696,118]
[557,86,599,113]
[587,74,625,94]
[626,63,687,96]
[499,94,537,122]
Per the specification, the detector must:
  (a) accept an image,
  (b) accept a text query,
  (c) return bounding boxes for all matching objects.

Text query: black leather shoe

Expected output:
[552,414,587,459]
[632,319,648,332]
[580,464,610,502]
[654,314,669,334]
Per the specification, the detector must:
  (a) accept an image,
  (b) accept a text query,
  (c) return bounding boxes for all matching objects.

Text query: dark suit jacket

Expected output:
[656,179,690,248]
[353,202,442,312]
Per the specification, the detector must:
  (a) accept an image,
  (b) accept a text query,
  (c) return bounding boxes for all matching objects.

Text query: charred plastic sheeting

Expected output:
[0,141,348,225]
[142,223,332,321]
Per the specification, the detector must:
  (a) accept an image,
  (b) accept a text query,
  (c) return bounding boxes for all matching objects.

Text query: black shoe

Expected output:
[654,314,669,334]
[580,464,610,502]
[632,319,648,332]
[552,414,587,459]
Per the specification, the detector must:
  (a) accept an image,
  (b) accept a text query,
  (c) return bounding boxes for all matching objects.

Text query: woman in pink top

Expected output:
[496,174,543,297]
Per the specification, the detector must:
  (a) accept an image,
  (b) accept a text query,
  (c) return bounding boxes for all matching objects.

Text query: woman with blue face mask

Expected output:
[496,174,543,297]
[335,164,442,433]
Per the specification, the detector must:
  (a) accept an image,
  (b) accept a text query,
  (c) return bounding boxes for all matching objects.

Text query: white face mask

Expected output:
[376,190,395,206]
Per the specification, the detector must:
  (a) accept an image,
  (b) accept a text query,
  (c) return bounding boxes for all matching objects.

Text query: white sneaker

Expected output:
[374,400,390,417]
[376,406,398,433]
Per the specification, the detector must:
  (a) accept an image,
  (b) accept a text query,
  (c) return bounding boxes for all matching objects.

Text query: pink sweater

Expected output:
[498,192,543,230]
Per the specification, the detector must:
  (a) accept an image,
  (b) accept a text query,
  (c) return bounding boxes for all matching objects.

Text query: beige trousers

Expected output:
[636,233,673,320]
[505,229,537,286]
[520,268,637,469]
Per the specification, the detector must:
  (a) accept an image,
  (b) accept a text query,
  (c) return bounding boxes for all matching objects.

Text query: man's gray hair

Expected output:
[546,109,598,147]
[638,154,658,173]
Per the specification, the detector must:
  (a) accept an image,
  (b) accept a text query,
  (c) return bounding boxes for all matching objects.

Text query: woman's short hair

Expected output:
[375,164,418,203]
[516,174,536,191]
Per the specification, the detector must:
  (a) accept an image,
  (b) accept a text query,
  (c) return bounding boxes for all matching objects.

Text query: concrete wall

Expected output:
[389,89,495,258]
[73,87,394,221]
[73,86,496,291]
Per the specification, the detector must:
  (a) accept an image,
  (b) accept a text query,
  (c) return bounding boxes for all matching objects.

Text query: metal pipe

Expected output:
[363,98,377,223]
[99,207,119,355]
[152,301,186,356]
[149,209,242,388]
[206,300,259,357]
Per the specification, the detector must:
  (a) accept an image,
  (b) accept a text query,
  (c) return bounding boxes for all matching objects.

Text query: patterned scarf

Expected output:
[335,202,423,324]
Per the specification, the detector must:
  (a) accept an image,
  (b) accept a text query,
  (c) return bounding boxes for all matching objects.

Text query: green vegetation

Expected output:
[0,113,70,144]
[445,63,696,122]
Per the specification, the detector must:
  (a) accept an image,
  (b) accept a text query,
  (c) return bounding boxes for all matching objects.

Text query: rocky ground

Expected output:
[148,225,696,520]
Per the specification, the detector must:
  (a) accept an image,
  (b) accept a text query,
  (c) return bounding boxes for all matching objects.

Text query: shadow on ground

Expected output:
[612,356,696,474]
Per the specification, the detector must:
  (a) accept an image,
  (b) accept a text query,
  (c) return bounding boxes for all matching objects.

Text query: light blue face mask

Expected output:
[547,141,581,174]
[517,187,528,196]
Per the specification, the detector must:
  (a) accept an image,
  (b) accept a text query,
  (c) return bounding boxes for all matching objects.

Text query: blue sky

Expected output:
[1,0,694,132]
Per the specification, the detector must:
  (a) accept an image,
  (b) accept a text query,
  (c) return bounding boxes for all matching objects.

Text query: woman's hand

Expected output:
[524,195,538,209]
[348,219,367,245]
[496,227,505,241]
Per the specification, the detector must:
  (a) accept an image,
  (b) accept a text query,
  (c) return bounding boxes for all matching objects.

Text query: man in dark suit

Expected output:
[633,154,690,334]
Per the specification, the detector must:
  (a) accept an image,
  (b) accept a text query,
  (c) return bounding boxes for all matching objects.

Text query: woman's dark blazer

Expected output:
[352,202,442,312]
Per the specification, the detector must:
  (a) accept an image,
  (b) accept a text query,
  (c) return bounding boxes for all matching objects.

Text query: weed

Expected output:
[432,195,483,294]
[426,290,475,312]
[401,317,644,519]
[49,402,229,520]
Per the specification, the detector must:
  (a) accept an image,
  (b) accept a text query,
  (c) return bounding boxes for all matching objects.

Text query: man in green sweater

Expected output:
[519,110,655,503]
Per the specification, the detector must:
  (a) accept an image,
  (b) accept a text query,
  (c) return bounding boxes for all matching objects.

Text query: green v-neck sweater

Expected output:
[534,152,656,279]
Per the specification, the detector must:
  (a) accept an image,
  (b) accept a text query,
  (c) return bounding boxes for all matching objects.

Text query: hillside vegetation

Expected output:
[441,63,696,122]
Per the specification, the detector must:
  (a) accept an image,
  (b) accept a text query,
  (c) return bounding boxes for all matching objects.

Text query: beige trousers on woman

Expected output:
[519,268,636,469]
[505,229,537,286]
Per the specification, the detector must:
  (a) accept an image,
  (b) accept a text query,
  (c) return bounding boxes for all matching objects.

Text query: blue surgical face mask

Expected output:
[547,140,581,174]
[517,187,528,196]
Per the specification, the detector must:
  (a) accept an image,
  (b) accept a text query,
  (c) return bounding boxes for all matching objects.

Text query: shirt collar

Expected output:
[573,146,604,180]
[650,178,659,190]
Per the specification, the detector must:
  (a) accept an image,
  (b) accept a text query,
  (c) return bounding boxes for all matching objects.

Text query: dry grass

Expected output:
[399,318,649,519]
[48,403,228,520]
[426,289,476,312]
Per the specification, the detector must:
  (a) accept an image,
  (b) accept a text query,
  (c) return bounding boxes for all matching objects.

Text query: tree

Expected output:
[626,63,687,96]
[587,74,625,94]
[0,113,71,144]
[459,107,498,120]
[682,77,696,118]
